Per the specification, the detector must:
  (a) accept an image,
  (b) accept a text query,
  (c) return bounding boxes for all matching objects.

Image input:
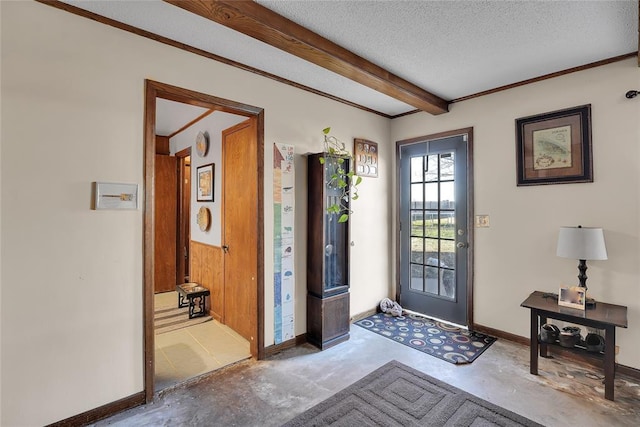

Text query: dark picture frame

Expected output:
[515,104,592,186]
[196,163,214,202]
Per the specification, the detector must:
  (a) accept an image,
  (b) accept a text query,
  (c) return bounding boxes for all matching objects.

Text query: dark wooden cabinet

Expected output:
[307,292,350,349]
[306,153,351,349]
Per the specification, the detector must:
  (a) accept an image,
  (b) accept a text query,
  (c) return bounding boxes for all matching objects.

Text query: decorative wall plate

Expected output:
[195,131,209,157]
[197,206,211,231]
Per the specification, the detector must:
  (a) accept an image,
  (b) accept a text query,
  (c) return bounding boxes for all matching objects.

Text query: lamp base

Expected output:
[586,296,596,309]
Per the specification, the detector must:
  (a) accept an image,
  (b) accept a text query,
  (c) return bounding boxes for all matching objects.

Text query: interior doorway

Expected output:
[144,80,265,402]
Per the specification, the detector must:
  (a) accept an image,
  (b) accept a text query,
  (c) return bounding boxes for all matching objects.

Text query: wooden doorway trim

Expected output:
[144,80,265,403]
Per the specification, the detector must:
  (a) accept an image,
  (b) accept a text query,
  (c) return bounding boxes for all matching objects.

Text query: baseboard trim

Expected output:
[474,323,640,382]
[264,333,308,358]
[473,323,529,346]
[617,363,640,380]
[350,308,378,322]
[46,391,145,427]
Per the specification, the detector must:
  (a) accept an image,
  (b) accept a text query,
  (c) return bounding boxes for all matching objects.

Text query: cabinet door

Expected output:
[307,292,349,349]
[308,154,351,297]
[324,157,350,293]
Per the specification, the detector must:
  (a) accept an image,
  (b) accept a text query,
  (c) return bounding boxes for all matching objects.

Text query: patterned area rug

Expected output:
[355,312,496,364]
[283,360,542,426]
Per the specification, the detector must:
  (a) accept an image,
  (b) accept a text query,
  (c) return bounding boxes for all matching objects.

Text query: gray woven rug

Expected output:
[283,360,542,427]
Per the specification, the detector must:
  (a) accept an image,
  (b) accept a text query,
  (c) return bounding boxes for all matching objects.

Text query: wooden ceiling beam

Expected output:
[164,0,449,115]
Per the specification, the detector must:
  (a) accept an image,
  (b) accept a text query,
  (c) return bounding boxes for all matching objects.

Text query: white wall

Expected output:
[4,2,636,426]
[391,58,640,370]
[171,111,247,247]
[0,2,391,425]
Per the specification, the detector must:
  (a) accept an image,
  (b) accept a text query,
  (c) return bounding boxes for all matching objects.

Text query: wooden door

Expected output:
[154,153,178,293]
[222,119,258,345]
[176,149,191,284]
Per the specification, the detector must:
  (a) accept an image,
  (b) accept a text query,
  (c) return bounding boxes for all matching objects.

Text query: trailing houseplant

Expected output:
[319,127,362,222]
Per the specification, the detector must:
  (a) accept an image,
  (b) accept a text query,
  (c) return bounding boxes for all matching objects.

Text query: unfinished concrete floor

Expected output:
[93,325,640,426]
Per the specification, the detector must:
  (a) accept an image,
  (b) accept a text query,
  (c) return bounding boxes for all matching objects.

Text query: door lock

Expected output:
[222,245,229,253]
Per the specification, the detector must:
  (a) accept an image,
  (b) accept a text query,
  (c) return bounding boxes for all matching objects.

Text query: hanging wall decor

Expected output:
[515,104,592,186]
[195,131,209,157]
[196,163,214,202]
[197,206,211,231]
[354,138,378,178]
[273,143,295,344]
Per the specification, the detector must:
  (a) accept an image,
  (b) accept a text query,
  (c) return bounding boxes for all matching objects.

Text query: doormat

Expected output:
[354,312,496,364]
[154,306,212,335]
[283,360,542,427]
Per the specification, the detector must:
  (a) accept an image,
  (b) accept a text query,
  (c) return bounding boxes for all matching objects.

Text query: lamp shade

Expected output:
[557,226,608,260]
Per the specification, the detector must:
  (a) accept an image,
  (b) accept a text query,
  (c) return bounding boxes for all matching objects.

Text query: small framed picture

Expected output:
[354,138,378,178]
[196,163,214,202]
[558,286,586,310]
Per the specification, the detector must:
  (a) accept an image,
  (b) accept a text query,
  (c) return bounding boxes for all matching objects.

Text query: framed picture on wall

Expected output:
[515,104,592,186]
[197,163,214,202]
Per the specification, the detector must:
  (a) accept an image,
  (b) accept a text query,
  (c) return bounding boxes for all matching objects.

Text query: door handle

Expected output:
[222,245,229,253]
[456,242,468,249]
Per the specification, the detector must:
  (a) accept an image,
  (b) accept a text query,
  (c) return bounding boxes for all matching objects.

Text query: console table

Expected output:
[521,291,627,401]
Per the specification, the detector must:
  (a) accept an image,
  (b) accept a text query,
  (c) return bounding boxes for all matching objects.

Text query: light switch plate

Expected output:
[475,215,490,228]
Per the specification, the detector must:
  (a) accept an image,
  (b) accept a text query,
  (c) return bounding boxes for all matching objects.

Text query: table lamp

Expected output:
[556,225,607,307]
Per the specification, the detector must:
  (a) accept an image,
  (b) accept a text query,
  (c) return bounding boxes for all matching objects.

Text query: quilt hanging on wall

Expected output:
[273,143,295,344]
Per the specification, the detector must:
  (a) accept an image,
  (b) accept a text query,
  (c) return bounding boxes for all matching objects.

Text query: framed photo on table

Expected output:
[515,104,592,186]
[558,286,586,310]
[196,163,214,202]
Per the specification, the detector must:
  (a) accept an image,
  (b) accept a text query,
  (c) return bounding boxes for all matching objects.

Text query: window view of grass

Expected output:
[407,152,457,298]
[410,216,456,269]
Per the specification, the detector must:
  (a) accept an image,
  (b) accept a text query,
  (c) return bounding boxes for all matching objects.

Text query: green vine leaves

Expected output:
[318,127,363,223]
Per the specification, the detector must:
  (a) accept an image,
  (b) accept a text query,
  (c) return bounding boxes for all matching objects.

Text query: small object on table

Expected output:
[176,283,210,319]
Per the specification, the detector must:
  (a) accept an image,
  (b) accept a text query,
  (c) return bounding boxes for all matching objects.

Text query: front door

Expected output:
[222,118,258,352]
[398,129,472,326]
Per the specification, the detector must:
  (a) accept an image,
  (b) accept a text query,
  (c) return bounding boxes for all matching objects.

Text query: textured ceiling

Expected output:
[60,1,638,118]
[258,0,637,102]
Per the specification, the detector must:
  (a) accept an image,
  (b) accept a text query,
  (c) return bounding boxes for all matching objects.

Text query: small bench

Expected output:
[176,283,210,319]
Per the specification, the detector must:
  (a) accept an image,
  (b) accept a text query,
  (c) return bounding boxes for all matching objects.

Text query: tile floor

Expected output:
[97,323,640,426]
[154,292,251,391]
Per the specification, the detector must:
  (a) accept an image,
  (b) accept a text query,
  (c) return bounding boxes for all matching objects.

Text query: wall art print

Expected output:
[196,163,214,202]
[273,143,295,344]
[515,104,592,186]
